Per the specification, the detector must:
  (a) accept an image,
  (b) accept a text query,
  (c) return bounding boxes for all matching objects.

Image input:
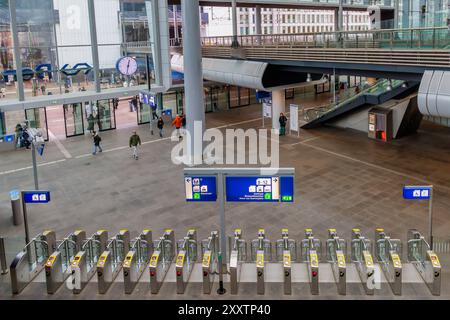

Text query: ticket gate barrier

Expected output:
[175,229,198,294]
[71,230,108,294]
[201,231,219,294]
[375,228,402,295]
[123,230,153,294]
[351,228,375,295]
[97,230,131,294]
[228,229,247,295]
[10,231,57,294]
[407,229,441,296]
[251,229,272,295]
[326,229,346,295]
[149,229,175,294]
[275,229,297,295]
[45,230,86,294]
[300,229,321,295]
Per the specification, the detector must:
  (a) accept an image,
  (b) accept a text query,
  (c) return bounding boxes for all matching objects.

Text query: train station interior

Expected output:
[0,0,450,307]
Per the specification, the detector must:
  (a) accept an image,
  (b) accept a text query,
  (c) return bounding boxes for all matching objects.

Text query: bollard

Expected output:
[10,190,22,226]
[0,237,8,275]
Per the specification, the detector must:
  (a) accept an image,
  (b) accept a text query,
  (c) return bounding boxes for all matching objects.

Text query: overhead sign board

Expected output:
[226,176,294,202]
[403,186,432,200]
[185,176,217,202]
[23,191,51,204]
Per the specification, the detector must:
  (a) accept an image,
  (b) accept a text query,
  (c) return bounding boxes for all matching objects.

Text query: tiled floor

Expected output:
[0,99,449,299]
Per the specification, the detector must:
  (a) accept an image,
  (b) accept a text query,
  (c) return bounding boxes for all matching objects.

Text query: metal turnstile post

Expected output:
[71,230,108,294]
[149,229,175,294]
[123,230,153,294]
[10,231,57,294]
[201,231,219,294]
[351,228,375,295]
[300,229,321,295]
[176,229,198,294]
[407,229,441,296]
[229,229,246,295]
[375,228,402,295]
[251,229,271,295]
[97,230,131,294]
[326,229,346,295]
[276,229,297,295]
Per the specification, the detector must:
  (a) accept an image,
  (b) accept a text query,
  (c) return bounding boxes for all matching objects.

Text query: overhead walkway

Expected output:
[124,27,450,81]
[172,0,395,11]
[302,79,417,128]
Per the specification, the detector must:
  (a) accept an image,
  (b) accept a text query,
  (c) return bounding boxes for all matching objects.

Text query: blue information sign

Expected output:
[403,186,432,200]
[226,176,294,202]
[23,191,51,203]
[185,176,217,202]
[4,134,14,142]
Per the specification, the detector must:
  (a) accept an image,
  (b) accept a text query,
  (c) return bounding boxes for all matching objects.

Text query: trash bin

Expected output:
[10,190,22,226]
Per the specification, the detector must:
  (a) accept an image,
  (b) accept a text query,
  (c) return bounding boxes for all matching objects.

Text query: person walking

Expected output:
[129,130,142,160]
[172,114,183,140]
[181,114,186,136]
[279,112,288,136]
[157,117,164,138]
[92,131,103,155]
[87,114,95,133]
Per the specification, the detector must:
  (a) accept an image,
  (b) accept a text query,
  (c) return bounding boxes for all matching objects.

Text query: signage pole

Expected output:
[31,140,39,190]
[429,186,434,250]
[217,172,227,271]
[21,191,30,245]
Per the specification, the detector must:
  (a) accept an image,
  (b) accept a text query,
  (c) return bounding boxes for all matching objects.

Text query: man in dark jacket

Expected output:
[92,131,102,155]
[279,113,288,136]
[157,117,164,138]
[129,130,142,160]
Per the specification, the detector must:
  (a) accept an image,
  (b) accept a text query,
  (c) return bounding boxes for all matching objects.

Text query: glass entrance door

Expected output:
[137,101,151,125]
[25,107,49,141]
[96,99,116,131]
[63,103,84,137]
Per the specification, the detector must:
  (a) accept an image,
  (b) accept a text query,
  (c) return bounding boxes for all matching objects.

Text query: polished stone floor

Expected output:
[1,99,449,299]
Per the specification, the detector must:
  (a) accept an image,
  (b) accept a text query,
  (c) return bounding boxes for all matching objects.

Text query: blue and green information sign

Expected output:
[185,176,217,202]
[226,176,294,202]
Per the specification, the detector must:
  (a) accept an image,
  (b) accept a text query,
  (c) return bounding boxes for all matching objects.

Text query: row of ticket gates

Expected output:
[8,227,441,296]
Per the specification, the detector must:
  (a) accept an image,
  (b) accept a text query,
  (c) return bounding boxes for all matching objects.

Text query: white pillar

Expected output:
[255,5,262,35]
[173,5,179,41]
[182,0,205,164]
[231,0,239,47]
[271,90,285,133]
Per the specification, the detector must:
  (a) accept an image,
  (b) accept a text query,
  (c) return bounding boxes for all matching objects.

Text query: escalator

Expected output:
[302,79,418,129]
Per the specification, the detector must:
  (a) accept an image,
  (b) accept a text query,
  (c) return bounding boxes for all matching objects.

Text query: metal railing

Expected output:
[201,27,450,50]
[303,79,402,123]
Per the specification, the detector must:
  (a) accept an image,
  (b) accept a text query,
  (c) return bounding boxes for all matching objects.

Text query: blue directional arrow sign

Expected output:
[23,191,51,204]
[403,186,432,200]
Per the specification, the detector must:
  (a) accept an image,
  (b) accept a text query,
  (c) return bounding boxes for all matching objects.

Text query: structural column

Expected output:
[231,0,239,47]
[255,5,262,43]
[181,0,205,164]
[9,0,24,101]
[271,90,285,133]
[87,0,101,92]
[173,5,179,43]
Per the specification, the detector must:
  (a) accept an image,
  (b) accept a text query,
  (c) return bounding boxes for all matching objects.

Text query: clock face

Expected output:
[117,57,138,76]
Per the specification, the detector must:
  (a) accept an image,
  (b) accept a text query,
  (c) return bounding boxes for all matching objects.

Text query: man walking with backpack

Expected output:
[129,130,142,160]
[92,131,103,155]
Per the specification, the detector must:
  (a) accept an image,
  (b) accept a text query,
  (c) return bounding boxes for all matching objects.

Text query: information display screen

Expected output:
[225,176,294,202]
[185,176,217,202]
